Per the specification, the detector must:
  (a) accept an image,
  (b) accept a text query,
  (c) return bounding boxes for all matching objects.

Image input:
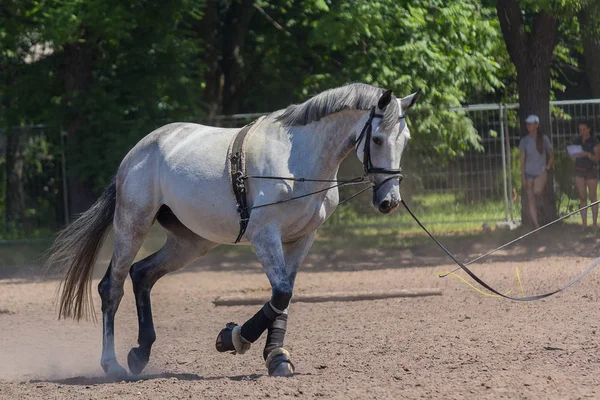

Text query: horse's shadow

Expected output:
[29,372,264,386]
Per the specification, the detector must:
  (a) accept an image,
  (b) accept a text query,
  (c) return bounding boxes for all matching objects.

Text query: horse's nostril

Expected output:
[378,200,391,213]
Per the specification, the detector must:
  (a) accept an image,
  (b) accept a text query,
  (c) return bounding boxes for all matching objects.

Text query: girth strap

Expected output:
[229,117,264,243]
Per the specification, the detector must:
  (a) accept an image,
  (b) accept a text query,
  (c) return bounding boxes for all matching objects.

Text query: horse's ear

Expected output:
[377,90,393,110]
[400,89,421,110]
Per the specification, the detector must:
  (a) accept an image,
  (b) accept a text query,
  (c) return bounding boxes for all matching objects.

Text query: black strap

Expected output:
[355,107,404,177]
[230,123,255,243]
[250,177,367,210]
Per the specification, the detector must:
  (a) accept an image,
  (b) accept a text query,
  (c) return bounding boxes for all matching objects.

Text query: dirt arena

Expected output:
[1,225,600,399]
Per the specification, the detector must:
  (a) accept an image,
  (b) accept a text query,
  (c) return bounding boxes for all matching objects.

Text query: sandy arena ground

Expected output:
[1,226,600,399]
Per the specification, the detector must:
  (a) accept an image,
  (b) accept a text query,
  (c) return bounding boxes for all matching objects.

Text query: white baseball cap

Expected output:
[525,115,539,124]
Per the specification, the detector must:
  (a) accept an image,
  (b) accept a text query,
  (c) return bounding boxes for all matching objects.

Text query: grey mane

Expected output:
[276,83,400,131]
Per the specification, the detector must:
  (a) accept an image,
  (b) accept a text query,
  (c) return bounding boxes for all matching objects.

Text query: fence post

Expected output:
[499,104,509,222]
[503,105,514,221]
[60,128,69,225]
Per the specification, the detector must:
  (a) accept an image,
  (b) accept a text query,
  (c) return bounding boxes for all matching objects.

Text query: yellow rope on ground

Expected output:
[516,267,528,307]
[436,270,513,297]
[437,267,527,299]
[437,267,530,302]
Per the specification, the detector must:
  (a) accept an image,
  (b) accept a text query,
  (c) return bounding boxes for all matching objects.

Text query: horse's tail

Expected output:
[45,178,117,321]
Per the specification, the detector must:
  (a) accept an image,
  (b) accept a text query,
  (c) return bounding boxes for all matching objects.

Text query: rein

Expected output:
[402,198,600,301]
[247,176,370,210]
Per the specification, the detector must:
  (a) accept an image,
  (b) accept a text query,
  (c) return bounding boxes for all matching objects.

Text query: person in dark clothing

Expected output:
[571,120,600,228]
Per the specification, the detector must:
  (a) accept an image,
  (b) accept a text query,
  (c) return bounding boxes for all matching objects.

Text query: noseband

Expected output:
[354,107,405,192]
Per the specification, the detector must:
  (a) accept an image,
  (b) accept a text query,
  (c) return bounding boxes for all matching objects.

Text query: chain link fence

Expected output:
[2,99,600,238]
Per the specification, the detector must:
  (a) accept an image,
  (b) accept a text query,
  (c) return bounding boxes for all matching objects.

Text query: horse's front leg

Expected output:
[216,229,315,377]
[262,232,316,376]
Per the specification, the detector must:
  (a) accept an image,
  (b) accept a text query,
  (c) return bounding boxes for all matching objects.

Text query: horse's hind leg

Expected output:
[128,206,218,374]
[98,203,156,377]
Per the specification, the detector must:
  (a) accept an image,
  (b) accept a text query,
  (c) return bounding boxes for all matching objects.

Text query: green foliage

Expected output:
[304,0,503,153]
[2,0,505,181]
[510,147,522,196]
[553,153,578,200]
[244,0,505,156]
[9,0,600,237]
[1,0,204,189]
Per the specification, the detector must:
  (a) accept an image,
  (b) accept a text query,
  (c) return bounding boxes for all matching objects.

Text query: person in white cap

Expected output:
[519,114,554,228]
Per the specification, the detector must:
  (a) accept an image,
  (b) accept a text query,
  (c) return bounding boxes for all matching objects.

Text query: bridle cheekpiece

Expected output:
[354,106,406,192]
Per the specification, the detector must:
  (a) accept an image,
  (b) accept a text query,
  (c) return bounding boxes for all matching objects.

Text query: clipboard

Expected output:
[567,145,583,156]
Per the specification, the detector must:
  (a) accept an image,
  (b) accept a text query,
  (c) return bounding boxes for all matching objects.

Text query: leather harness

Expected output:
[228,117,265,243]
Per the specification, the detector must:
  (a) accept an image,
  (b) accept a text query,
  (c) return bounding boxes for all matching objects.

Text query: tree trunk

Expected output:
[579,5,600,98]
[4,128,26,231]
[197,0,221,118]
[197,0,256,118]
[221,0,255,115]
[61,38,97,217]
[1,54,26,232]
[497,0,558,227]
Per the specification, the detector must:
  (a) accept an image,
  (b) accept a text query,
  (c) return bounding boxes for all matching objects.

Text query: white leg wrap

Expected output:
[232,325,251,354]
[265,347,291,369]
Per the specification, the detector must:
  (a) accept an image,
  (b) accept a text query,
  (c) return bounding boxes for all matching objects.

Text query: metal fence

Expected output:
[0,125,67,238]
[2,99,600,238]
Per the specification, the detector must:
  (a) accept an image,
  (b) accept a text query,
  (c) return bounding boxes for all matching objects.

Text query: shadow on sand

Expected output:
[29,372,264,386]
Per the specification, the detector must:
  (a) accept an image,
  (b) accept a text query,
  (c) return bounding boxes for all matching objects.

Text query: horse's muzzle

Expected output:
[378,199,399,214]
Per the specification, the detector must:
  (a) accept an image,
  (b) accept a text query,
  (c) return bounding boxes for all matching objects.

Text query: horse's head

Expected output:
[354,89,420,214]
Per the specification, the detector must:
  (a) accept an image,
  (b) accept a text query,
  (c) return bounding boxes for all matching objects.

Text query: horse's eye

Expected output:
[373,137,383,146]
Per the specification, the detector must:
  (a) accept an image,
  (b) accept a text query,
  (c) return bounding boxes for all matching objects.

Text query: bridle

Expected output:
[354,106,406,192]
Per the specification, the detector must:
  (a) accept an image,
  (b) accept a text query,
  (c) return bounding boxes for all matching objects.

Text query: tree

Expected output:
[496,0,561,225]
[196,0,337,117]
[198,0,257,117]
[496,1,558,135]
[578,1,600,97]
[0,0,512,233]
[1,0,205,217]
[252,0,504,155]
[0,0,38,232]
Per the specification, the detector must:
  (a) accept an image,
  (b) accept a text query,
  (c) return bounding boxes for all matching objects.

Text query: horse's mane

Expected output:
[276,83,399,131]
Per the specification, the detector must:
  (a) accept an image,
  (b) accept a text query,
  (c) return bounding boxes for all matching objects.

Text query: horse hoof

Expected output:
[266,348,295,377]
[216,322,251,354]
[127,347,149,375]
[102,359,128,379]
[216,322,237,352]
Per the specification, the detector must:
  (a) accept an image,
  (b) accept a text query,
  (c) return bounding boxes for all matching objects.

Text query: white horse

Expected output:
[46,83,420,377]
